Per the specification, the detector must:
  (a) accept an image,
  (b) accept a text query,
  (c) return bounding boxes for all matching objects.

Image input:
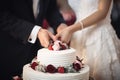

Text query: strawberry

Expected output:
[57,66,65,73]
[30,62,38,70]
[48,44,53,50]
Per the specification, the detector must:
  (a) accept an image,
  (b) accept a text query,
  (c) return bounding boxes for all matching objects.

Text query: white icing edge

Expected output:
[23,64,89,80]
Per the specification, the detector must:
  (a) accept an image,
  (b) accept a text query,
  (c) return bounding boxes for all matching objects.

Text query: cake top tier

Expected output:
[48,40,69,51]
[38,48,75,54]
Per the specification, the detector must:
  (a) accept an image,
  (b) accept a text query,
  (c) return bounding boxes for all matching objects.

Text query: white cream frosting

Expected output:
[37,48,76,67]
[23,48,90,80]
[23,64,89,80]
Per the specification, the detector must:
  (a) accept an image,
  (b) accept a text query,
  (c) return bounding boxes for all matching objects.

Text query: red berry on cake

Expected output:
[61,44,67,50]
[73,63,81,71]
[57,66,65,73]
[48,40,69,51]
[48,44,53,50]
[30,62,38,70]
[46,64,56,73]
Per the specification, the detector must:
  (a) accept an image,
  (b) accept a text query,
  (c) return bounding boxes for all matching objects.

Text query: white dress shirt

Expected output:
[28,0,41,44]
[28,25,41,43]
[33,0,40,18]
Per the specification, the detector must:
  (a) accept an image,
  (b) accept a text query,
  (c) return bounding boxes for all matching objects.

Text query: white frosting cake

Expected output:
[37,48,76,67]
[23,64,89,80]
[23,48,89,80]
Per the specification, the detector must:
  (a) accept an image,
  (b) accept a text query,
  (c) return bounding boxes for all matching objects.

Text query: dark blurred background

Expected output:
[111,0,120,39]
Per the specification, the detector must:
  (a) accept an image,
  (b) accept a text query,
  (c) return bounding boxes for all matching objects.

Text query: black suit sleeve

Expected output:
[0,1,34,44]
[46,0,65,33]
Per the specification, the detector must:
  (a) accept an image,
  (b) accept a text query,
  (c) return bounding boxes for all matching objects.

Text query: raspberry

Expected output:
[73,63,81,71]
[30,62,38,70]
[57,67,65,73]
[46,64,56,73]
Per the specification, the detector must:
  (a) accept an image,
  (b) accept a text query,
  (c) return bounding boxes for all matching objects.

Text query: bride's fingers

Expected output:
[61,38,68,44]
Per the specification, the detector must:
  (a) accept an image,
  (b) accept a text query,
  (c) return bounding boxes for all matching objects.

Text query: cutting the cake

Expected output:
[22,40,90,80]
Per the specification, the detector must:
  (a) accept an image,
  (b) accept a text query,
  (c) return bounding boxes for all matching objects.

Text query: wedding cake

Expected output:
[23,40,89,80]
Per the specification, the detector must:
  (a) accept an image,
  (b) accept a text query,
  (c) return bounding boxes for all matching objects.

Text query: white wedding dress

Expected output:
[68,0,120,80]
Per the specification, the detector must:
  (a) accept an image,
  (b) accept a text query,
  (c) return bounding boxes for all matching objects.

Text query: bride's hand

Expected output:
[55,27,73,44]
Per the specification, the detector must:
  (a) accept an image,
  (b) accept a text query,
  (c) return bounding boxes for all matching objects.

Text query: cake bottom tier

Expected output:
[23,64,89,80]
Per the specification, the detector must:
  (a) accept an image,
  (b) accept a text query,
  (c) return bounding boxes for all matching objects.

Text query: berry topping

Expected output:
[48,40,68,51]
[61,44,67,50]
[46,64,56,73]
[48,44,53,50]
[31,62,38,70]
[73,63,81,71]
[57,66,65,73]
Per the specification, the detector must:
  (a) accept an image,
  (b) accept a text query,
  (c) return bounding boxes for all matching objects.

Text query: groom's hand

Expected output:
[37,28,55,48]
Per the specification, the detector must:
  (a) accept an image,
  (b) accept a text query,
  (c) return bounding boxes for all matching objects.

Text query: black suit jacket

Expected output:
[0,0,65,79]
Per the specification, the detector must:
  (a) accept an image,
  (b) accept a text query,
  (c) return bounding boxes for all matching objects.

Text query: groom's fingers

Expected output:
[47,31,56,41]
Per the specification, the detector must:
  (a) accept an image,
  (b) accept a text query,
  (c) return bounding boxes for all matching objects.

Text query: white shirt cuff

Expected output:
[28,25,42,43]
